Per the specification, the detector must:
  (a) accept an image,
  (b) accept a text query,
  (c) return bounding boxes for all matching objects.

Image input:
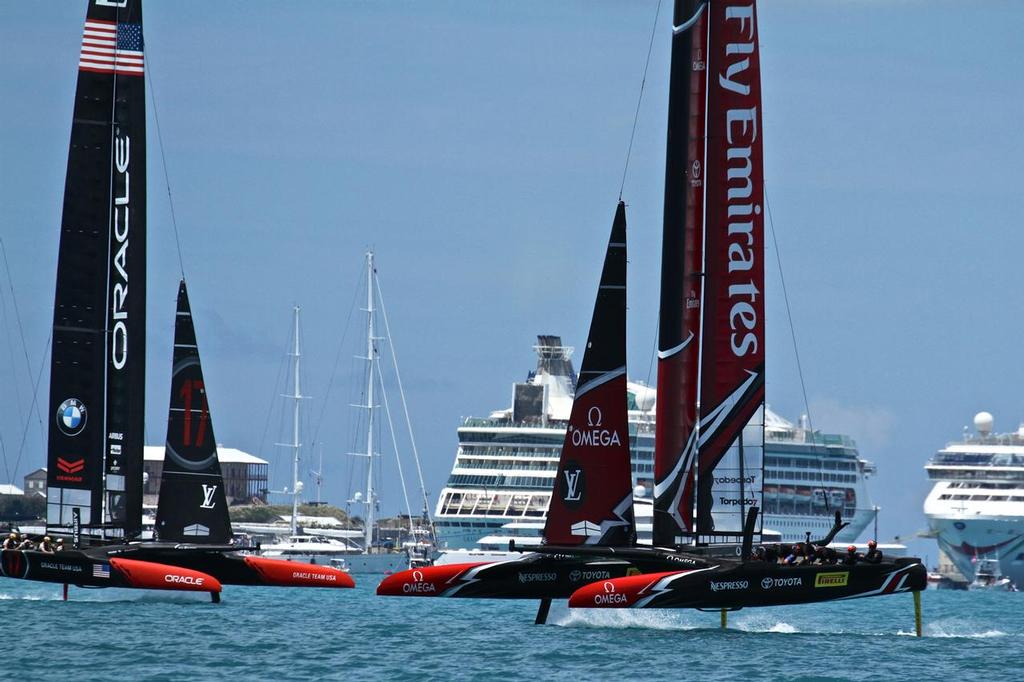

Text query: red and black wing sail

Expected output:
[154,280,232,544]
[542,202,633,546]
[695,0,766,535]
[653,0,709,548]
[47,0,146,539]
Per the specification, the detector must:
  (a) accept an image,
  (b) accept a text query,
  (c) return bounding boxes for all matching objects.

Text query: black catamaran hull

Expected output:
[377,553,706,600]
[568,559,927,610]
[0,548,221,594]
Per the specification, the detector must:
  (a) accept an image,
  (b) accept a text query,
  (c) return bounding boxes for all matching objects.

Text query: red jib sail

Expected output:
[695,0,766,535]
[542,202,634,546]
[653,0,709,547]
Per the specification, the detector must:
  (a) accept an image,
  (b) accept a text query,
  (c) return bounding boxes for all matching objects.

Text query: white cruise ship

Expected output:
[434,336,877,554]
[924,411,1024,587]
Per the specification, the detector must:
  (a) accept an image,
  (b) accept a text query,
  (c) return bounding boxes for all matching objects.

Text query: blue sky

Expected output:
[1,2,1022,559]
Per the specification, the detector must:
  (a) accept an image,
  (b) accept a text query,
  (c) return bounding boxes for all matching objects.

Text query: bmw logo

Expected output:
[56,398,87,436]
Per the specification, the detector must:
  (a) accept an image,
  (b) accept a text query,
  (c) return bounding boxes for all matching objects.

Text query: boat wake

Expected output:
[554,605,699,630]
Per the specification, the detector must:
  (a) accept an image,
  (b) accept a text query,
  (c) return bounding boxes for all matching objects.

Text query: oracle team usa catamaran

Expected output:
[0,0,353,599]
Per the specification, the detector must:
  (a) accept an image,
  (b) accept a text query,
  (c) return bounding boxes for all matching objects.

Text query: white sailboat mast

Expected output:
[363,251,376,555]
[289,306,303,535]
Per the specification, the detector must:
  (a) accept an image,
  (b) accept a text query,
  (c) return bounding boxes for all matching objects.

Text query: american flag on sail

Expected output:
[92,563,111,579]
[79,19,144,77]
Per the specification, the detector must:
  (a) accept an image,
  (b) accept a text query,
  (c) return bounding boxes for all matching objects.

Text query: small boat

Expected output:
[968,557,1015,591]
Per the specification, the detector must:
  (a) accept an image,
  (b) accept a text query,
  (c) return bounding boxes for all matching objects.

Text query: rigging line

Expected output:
[0,434,8,486]
[311,262,366,451]
[0,251,25,449]
[12,331,51,486]
[619,0,665,201]
[374,358,416,537]
[143,56,186,279]
[374,271,434,529]
[763,182,829,514]
[257,317,293,487]
[0,238,45,458]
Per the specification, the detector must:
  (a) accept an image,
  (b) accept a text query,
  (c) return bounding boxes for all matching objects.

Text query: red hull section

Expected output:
[377,563,488,597]
[108,557,221,593]
[568,570,696,608]
[242,556,355,588]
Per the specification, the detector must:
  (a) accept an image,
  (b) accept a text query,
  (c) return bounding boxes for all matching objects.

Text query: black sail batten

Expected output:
[47,0,146,540]
[155,281,232,544]
[542,201,634,547]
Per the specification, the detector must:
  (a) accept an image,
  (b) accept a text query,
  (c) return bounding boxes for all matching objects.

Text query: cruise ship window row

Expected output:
[449,474,560,489]
[942,481,1022,490]
[764,457,857,472]
[938,494,1024,502]
[456,458,559,471]
[439,490,549,517]
[459,446,560,458]
[927,469,1024,481]
[764,469,857,484]
[457,446,655,461]
[932,452,1024,466]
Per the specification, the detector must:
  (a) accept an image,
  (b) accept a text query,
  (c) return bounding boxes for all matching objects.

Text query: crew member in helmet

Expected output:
[38,536,55,553]
[841,545,860,566]
[16,534,35,551]
[55,538,65,552]
[2,532,17,550]
[863,539,883,564]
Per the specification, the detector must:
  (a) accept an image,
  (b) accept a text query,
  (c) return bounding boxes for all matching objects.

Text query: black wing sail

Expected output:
[46,0,146,540]
[155,280,231,544]
[542,202,634,546]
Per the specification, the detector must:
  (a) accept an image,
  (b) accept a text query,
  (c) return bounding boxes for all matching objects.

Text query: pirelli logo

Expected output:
[814,572,849,588]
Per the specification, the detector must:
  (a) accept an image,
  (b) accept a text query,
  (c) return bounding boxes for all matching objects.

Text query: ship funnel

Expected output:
[974,411,994,436]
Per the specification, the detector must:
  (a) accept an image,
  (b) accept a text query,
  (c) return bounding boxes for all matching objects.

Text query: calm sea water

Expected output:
[1,577,1020,681]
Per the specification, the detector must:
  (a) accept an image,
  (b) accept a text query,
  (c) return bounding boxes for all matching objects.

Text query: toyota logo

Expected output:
[691,159,702,178]
[412,570,424,582]
[587,406,603,427]
[761,577,773,590]
[603,581,616,594]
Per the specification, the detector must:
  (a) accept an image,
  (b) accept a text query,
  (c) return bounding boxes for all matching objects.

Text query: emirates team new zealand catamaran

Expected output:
[379,0,926,630]
[0,0,352,599]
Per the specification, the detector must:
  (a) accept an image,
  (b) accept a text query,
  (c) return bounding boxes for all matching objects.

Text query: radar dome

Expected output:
[974,411,994,436]
[633,484,647,499]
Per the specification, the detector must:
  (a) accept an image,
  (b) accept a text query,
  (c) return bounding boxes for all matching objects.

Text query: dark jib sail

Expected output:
[542,201,633,546]
[653,0,708,547]
[47,0,146,540]
[695,0,765,535]
[155,280,231,543]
